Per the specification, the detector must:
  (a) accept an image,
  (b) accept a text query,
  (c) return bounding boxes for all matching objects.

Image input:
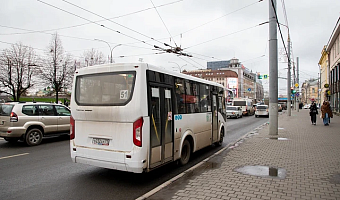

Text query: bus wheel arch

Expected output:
[179,135,194,166]
[215,126,224,146]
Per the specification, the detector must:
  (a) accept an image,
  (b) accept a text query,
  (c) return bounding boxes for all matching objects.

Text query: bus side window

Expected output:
[200,84,211,112]
[175,78,186,114]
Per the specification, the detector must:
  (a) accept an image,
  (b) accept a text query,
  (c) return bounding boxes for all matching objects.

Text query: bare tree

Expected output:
[0,43,39,101]
[83,48,106,67]
[39,33,74,103]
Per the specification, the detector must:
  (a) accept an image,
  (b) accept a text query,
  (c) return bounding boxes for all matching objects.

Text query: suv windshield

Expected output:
[75,72,136,106]
[0,104,14,116]
[227,107,237,110]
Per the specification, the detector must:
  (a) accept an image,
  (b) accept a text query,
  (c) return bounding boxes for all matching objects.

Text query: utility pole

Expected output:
[293,61,296,110]
[296,59,299,111]
[287,35,291,116]
[269,0,278,136]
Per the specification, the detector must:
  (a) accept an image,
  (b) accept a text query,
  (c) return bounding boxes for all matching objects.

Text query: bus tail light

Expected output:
[133,117,143,147]
[70,115,75,140]
[10,112,18,122]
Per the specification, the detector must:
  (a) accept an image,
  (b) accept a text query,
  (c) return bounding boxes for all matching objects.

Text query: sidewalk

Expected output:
[142,109,340,200]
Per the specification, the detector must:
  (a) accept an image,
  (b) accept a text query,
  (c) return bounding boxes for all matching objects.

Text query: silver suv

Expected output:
[0,102,71,146]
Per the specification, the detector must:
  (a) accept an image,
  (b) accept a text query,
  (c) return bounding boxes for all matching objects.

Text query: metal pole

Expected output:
[287,35,291,116]
[297,57,299,112]
[269,0,278,136]
[292,61,296,110]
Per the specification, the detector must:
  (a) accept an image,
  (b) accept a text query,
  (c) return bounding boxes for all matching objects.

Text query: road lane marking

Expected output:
[0,153,29,160]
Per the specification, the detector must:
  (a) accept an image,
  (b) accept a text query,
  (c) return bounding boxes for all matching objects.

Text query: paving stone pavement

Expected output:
[145,110,340,200]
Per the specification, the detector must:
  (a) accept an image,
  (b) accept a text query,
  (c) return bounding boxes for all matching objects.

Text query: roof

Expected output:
[326,17,340,52]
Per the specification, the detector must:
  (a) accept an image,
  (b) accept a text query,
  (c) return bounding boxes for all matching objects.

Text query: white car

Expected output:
[255,105,269,118]
[226,106,242,118]
[303,104,310,109]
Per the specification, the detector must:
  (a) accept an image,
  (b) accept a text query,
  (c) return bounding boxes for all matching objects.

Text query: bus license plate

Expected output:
[92,138,110,146]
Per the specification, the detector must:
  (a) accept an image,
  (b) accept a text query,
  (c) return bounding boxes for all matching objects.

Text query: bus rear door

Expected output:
[149,84,174,168]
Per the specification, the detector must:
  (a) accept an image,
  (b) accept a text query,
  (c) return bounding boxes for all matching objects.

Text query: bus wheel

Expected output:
[215,128,224,146]
[179,140,191,166]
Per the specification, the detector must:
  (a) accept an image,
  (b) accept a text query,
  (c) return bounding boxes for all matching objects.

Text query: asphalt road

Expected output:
[0,115,269,200]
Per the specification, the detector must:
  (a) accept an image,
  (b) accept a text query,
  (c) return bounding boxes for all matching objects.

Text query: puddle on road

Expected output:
[266,137,289,140]
[235,165,286,179]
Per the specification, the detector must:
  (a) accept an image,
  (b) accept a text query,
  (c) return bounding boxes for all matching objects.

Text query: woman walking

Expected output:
[309,102,318,125]
[321,101,333,126]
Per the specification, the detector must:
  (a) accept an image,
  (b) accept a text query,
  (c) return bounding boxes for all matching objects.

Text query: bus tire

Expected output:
[179,140,191,166]
[215,128,224,146]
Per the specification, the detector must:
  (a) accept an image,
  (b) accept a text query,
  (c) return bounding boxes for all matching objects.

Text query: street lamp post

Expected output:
[94,39,121,63]
[169,61,186,73]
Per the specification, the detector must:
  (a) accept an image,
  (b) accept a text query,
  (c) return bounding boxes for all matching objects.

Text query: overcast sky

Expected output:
[1,0,340,94]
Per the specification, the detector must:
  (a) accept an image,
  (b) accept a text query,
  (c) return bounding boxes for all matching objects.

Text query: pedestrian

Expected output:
[309,101,318,125]
[321,101,333,126]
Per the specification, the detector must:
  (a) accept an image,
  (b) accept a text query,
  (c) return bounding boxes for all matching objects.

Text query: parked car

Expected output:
[303,104,310,109]
[226,106,243,118]
[0,102,71,146]
[255,105,269,118]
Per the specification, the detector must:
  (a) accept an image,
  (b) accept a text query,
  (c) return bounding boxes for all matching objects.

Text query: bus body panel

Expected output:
[70,64,149,173]
[70,63,227,173]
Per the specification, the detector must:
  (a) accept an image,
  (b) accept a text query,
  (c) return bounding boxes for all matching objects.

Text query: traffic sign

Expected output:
[296,93,300,97]
[263,74,268,79]
[295,83,299,87]
[248,88,251,91]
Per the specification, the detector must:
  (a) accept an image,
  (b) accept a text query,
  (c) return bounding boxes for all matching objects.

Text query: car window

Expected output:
[55,105,71,116]
[22,105,39,116]
[257,105,267,109]
[0,104,14,116]
[39,105,55,116]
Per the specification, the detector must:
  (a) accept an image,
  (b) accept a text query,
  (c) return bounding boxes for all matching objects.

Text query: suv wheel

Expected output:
[25,128,43,146]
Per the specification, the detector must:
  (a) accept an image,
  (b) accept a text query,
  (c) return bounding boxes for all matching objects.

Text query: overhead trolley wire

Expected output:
[184,23,266,50]
[149,0,178,47]
[1,0,183,36]
[61,0,169,47]
[37,0,155,47]
[179,0,263,36]
[270,0,291,65]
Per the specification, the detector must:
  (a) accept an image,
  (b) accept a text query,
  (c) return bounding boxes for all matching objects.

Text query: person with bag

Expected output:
[321,101,333,126]
[309,102,318,125]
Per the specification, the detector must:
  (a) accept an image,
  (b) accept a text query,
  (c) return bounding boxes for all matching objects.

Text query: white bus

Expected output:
[70,63,227,173]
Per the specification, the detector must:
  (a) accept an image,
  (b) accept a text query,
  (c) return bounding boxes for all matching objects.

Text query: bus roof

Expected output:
[75,63,226,89]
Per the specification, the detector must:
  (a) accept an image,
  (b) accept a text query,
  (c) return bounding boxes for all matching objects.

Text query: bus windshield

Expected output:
[233,101,246,106]
[75,72,136,106]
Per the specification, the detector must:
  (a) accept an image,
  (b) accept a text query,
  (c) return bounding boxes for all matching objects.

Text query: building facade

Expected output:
[184,58,264,102]
[326,17,340,113]
[318,46,329,104]
[301,79,318,104]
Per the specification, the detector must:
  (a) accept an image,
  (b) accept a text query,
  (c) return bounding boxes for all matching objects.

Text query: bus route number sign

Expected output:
[120,90,128,99]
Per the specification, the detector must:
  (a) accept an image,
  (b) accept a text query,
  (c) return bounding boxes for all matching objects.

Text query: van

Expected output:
[232,98,255,116]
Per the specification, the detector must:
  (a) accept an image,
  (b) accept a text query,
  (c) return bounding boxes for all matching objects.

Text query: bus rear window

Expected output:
[233,101,246,106]
[75,72,136,106]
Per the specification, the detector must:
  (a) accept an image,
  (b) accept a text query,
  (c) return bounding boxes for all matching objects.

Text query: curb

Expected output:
[135,122,269,200]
